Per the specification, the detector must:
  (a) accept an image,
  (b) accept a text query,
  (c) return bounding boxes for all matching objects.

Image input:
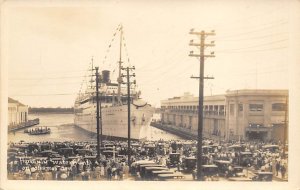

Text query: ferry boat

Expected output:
[74,25,154,140]
[25,127,51,135]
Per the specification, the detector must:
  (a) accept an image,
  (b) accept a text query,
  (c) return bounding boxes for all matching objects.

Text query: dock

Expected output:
[8,118,40,132]
[150,121,223,141]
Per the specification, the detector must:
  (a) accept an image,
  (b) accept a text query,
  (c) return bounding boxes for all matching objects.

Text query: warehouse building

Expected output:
[160,89,288,142]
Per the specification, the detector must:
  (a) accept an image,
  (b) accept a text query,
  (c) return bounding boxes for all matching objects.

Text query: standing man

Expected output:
[281,164,286,179]
[275,161,280,176]
[107,165,112,180]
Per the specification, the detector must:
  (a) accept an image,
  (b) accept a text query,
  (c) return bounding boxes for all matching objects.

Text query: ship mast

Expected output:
[117,25,123,105]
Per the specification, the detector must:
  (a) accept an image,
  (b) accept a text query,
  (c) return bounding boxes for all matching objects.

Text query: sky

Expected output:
[3,0,300,108]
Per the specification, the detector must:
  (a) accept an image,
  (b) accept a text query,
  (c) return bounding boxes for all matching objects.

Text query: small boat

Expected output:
[28,127,51,135]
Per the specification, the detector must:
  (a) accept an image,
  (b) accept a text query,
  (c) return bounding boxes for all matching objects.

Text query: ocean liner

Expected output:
[74,25,154,140]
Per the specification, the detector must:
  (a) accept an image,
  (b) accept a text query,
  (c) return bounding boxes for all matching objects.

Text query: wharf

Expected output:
[150,122,223,141]
[151,122,196,140]
[8,118,40,133]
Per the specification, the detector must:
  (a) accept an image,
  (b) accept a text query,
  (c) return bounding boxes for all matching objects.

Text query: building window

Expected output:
[238,104,243,112]
[173,115,176,124]
[249,104,263,112]
[230,104,234,115]
[214,105,218,115]
[272,103,286,111]
[219,105,225,115]
[180,115,183,127]
[238,104,243,117]
[189,116,192,129]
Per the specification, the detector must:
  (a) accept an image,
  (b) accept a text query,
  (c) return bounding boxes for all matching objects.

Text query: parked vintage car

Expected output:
[239,151,253,167]
[251,172,273,181]
[192,165,219,181]
[214,160,231,176]
[152,170,174,180]
[157,173,185,181]
[168,153,180,167]
[143,166,169,180]
[180,157,197,172]
[130,160,156,176]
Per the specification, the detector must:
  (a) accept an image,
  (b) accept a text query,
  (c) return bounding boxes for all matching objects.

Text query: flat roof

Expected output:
[161,89,288,105]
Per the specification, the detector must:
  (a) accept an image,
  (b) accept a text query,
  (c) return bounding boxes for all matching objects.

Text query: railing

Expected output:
[167,109,226,116]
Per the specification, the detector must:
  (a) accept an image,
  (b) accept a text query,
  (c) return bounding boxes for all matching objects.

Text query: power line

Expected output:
[209,3,289,31]
[216,38,288,52]
[9,75,89,80]
[213,20,288,40]
[217,46,288,54]
[9,82,81,87]
[215,32,288,42]
[10,93,78,96]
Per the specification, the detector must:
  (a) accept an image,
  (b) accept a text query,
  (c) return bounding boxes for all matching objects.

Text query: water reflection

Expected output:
[8,113,182,143]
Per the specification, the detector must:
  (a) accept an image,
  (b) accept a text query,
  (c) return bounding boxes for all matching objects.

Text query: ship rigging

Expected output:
[74,25,154,141]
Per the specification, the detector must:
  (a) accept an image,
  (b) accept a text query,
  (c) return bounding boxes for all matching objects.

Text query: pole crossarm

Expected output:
[191,76,215,80]
[189,54,216,58]
[121,66,135,70]
[189,29,215,36]
[189,42,215,47]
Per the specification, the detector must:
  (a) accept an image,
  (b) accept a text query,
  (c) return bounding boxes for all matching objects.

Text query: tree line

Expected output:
[29,107,74,114]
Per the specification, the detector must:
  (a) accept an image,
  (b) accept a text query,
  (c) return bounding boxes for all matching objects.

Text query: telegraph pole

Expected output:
[189,29,215,181]
[99,80,103,149]
[121,66,136,168]
[95,67,101,159]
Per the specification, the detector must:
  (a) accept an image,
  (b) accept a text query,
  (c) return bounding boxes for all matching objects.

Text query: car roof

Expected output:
[202,165,218,168]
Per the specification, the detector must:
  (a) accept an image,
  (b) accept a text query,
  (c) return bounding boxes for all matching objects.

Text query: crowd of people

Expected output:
[7,139,288,181]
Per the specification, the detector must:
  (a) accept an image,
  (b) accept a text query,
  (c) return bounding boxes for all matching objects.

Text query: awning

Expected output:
[246,127,271,132]
[245,127,270,132]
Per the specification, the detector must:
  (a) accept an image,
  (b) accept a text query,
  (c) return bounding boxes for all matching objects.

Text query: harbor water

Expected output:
[8,113,182,143]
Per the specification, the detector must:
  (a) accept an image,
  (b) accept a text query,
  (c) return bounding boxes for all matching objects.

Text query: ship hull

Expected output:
[74,103,153,140]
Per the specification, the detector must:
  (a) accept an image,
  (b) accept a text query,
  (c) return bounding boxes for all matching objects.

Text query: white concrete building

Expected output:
[8,97,28,126]
[160,89,288,141]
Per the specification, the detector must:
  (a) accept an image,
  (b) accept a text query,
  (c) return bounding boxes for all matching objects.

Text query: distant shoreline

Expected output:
[29,112,74,114]
[29,107,74,114]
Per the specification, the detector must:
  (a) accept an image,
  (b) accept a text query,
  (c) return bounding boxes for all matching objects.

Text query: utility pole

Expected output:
[189,29,215,181]
[121,66,136,168]
[95,66,101,159]
[99,81,103,149]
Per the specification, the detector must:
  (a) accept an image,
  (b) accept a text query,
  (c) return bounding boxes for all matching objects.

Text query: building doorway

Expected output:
[246,131,267,141]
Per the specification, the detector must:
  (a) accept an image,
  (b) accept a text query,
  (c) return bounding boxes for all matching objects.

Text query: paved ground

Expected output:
[8,167,286,182]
